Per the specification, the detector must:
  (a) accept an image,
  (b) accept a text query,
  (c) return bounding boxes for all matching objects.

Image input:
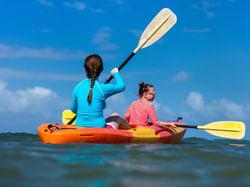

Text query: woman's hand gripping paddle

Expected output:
[67,8,177,125]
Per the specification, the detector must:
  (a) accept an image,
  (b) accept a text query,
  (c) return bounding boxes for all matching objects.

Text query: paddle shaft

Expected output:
[175,123,241,132]
[67,115,76,125]
[175,124,197,129]
[104,52,136,84]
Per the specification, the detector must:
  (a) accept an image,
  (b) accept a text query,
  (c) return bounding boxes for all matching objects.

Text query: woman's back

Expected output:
[71,72,125,127]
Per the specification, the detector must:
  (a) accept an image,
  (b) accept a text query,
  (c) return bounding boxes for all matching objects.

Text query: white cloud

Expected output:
[121,70,166,80]
[153,91,250,140]
[105,93,128,116]
[185,91,249,121]
[36,0,53,7]
[0,43,87,60]
[98,43,118,51]
[215,99,247,119]
[154,100,176,119]
[114,0,125,4]
[192,0,236,19]
[32,28,51,33]
[201,0,218,8]
[108,0,126,4]
[92,27,118,51]
[92,27,113,44]
[128,29,142,38]
[191,0,222,19]
[0,68,82,82]
[173,71,190,82]
[0,80,69,133]
[89,7,104,13]
[184,28,211,33]
[64,1,86,10]
[0,80,130,133]
[186,92,205,111]
[1,77,248,135]
[207,12,215,18]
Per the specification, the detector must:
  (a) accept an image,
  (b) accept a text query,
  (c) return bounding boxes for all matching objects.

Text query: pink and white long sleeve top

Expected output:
[124,98,161,126]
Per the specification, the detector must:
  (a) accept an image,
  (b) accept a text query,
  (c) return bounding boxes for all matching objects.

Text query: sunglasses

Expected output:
[146,92,155,95]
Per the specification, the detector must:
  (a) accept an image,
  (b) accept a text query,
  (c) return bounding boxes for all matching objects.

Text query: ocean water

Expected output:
[0,133,249,187]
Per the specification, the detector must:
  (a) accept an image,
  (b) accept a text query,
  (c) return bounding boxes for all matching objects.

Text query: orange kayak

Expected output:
[37,122,186,144]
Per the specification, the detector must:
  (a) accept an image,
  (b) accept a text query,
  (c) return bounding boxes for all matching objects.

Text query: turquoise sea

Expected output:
[0,133,249,187]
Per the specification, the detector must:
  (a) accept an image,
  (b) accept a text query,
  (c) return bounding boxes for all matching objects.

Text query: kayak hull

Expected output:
[37,123,186,144]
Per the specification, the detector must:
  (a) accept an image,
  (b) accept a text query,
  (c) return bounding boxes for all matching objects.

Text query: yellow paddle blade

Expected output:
[134,8,177,53]
[198,121,246,140]
[62,109,76,125]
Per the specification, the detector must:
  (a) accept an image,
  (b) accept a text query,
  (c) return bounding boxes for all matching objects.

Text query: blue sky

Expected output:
[0,0,249,140]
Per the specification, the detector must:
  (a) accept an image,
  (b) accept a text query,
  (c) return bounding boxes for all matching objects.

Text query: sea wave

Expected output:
[0,133,249,187]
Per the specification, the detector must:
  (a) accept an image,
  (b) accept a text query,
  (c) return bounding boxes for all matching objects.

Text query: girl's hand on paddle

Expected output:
[160,121,176,127]
[111,67,119,75]
[169,123,176,127]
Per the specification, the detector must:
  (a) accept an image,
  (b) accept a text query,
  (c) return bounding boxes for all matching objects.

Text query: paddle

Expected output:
[67,8,177,124]
[62,109,76,125]
[104,8,177,83]
[63,109,246,140]
[175,121,246,140]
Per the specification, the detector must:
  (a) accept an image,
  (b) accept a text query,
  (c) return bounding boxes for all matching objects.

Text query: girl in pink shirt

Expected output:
[125,82,172,127]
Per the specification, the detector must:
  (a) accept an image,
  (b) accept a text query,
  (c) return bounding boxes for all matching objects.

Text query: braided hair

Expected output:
[138,82,154,97]
[84,54,103,105]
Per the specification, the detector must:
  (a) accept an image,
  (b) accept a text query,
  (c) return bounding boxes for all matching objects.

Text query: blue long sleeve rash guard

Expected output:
[71,72,125,127]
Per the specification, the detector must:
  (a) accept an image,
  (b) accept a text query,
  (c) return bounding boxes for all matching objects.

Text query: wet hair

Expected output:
[84,54,103,105]
[138,82,154,97]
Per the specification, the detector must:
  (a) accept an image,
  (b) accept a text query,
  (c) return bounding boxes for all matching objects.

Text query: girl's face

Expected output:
[143,87,155,101]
